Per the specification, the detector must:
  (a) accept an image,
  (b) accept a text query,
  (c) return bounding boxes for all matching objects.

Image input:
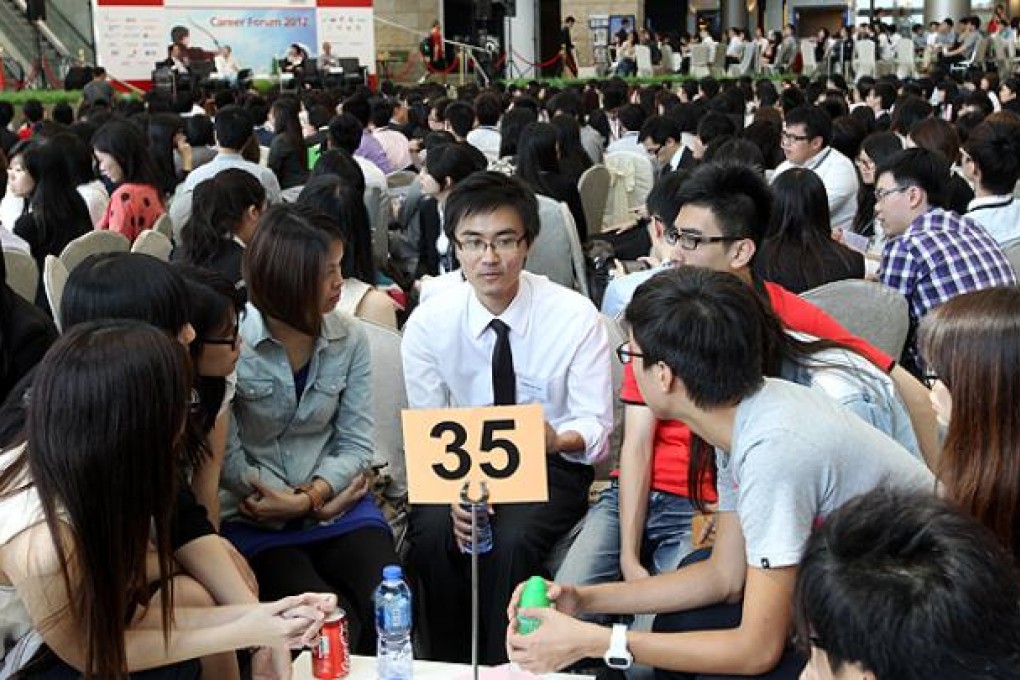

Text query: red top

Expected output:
[430,27,444,61]
[99,183,165,242]
[616,281,894,502]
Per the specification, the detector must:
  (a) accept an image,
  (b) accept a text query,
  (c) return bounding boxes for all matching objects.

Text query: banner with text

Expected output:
[92,0,375,83]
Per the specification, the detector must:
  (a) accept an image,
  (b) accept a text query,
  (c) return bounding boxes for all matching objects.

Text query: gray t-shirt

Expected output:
[716,378,933,569]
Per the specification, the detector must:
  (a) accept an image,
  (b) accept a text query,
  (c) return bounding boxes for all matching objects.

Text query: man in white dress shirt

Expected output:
[401,171,613,666]
[773,105,859,231]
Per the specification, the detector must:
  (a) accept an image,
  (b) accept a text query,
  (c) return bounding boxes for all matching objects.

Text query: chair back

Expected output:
[894,39,916,78]
[689,43,710,77]
[801,39,818,75]
[152,212,174,240]
[526,195,588,295]
[853,39,876,78]
[710,42,727,76]
[43,255,69,331]
[357,318,408,498]
[635,45,653,76]
[597,312,628,479]
[364,185,391,270]
[280,185,304,203]
[801,279,910,359]
[3,249,38,303]
[131,229,173,261]
[973,37,989,64]
[603,151,654,226]
[577,164,611,234]
[59,230,131,273]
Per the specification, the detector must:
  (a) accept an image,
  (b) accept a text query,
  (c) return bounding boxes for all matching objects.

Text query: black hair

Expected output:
[794,489,1020,679]
[147,113,184,195]
[474,92,502,127]
[22,99,43,123]
[963,117,1020,196]
[645,170,690,229]
[616,104,647,134]
[214,106,255,150]
[705,138,765,172]
[875,147,949,210]
[423,142,486,191]
[890,95,932,135]
[297,173,375,283]
[91,120,162,189]
[756,167,859,292]
[311,148,367,195]
[185,114,215,147]
[673,160,772,246]
[550,114,592,182]
[180,168,265,267]
[784,106,833,147]
[639,115,682,147]
[444,100,475,138]
[625,266,765,410]
[51,132,96,186]
[327,113,363,155]
[61,252,191,335]
[696,112,736,146]
[270,96,307,171]
[369,97,395,129]
[443,171,540,245]
[21,140,92,258]
[830,115,866,162]
[498,106,538,158]
[515,122,562,198]
[740,119,784,170]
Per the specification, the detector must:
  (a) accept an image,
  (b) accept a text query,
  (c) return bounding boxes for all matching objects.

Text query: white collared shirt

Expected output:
[773,146,859,230]
[401,270,613,465]
[966,194,1020,248]
[466,126,502,161]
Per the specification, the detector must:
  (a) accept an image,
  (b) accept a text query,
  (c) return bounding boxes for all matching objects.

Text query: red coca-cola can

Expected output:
[312,609,350,678]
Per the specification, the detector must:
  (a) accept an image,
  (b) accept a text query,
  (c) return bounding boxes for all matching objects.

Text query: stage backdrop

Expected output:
[92,0,374,85]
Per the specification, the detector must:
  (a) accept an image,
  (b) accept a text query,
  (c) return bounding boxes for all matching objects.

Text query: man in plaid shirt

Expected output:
[875,148,1016,375]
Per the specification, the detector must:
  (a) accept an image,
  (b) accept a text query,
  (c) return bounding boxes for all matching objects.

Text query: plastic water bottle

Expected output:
[375,565,413,680]
[460,502,493,554]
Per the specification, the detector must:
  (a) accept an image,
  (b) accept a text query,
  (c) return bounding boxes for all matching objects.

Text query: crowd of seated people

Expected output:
[3,41,1020,678]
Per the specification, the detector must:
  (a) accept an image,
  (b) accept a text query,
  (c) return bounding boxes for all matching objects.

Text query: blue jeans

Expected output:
[555,482,695,586]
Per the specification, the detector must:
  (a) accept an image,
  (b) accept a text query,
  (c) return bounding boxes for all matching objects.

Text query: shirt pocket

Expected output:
[297,372,347,429]
[234,378,279,440]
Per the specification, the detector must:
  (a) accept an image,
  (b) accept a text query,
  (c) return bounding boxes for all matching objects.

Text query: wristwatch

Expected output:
[603,623,633,670]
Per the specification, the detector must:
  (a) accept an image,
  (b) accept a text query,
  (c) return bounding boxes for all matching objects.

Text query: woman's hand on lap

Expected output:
[241,480,312,522]
[312,472,370,522]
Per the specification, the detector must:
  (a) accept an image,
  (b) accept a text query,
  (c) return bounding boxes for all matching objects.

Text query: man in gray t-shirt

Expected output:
[717,377,931,571]
[505,266,933,679]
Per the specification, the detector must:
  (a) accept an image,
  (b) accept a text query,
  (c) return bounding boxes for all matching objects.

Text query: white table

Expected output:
[293,652,593,679]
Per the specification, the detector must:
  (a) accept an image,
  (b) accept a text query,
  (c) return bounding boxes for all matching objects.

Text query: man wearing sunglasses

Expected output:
[552,161,941,666]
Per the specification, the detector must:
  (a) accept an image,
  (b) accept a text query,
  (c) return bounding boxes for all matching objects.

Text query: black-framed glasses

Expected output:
[664,227,744,251]
[874,184,913,202]
[615,342,645,365]
[199,321,240,348]
[781,130,812,143]
[454,235,527,255]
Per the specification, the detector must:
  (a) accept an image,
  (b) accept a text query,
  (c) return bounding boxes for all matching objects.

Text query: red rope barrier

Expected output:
[491,52,506,71]
[40,54,59,88]
[511,49,563,69]
[0,61,5,91]
[424,55,460,74]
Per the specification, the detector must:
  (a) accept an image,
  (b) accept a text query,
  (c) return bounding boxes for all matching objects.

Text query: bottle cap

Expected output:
[383,564,402,581]
[519,576,549,608]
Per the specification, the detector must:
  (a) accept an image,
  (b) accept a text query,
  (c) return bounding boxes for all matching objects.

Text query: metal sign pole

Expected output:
[460,481,489,680]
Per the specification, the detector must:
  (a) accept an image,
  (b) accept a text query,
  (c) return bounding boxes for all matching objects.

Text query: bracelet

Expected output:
[295,483,326,512]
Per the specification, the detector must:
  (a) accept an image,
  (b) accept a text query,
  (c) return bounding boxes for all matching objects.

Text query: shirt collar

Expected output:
[241,304,349,348]
[802,146,831,171]
[967,194,1014,211]
[466,272,533,340]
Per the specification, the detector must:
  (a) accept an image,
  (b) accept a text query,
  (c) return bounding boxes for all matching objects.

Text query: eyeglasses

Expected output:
[874,184,913,202]
[922,369,947,389]
[615,342,645,365]
[645,143,663,158]
[664,227,744,251]
[454,235,526,254]
[781,130,812,143]
[200,321,240,348]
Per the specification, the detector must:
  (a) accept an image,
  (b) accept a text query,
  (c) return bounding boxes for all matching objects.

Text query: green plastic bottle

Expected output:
[517,576,550,635]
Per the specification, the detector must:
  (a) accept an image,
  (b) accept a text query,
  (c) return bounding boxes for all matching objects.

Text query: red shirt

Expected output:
[616,281,894,502]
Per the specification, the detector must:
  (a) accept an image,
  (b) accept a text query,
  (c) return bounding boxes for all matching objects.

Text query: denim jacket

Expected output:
[219,305,374,523]
[781,333,920,458]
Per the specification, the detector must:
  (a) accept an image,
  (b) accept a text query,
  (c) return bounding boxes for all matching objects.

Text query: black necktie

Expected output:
[490,319,515,406]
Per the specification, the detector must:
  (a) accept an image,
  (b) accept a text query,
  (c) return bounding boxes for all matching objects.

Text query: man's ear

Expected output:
[729,238,757,270]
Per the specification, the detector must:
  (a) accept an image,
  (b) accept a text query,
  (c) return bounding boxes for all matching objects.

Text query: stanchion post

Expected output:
[460,481,489,680]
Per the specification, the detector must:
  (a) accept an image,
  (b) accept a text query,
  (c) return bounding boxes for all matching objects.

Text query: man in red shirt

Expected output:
[552,161,937,622]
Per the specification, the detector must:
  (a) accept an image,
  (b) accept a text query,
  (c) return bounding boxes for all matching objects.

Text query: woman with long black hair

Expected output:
[92,120,166,242]
[515,121,587,240]
[267,96,308,190]
[9,139,91,309]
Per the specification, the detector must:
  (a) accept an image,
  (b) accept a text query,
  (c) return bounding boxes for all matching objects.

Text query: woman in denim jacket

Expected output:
[219,205,397,654]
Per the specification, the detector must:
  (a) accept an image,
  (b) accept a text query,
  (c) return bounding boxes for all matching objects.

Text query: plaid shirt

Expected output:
[879,207,1017,371]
